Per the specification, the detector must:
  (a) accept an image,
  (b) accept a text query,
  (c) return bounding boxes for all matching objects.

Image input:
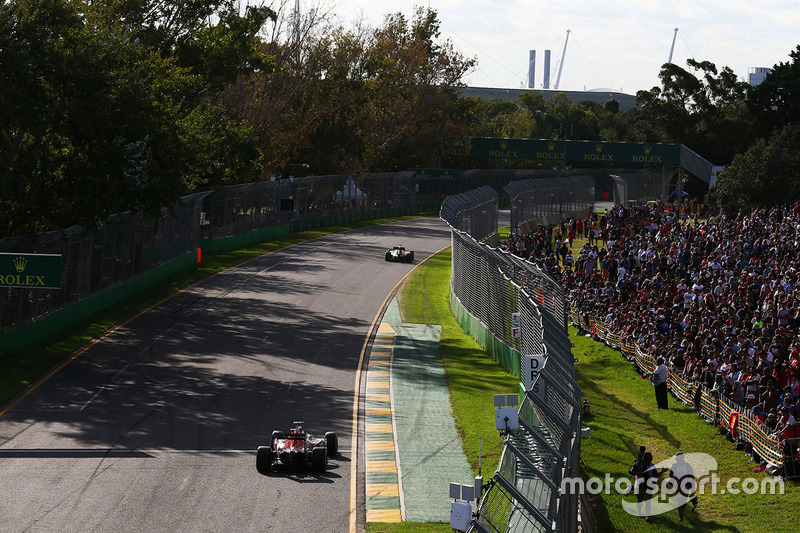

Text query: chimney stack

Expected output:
[528,50,536,88]
[543,50,551,89]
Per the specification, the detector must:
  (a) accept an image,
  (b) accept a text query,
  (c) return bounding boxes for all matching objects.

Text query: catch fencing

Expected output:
[610,171,667,205]
[200,172,422,240]
[570,309,799,477]
[439,185,499,243]
[442,189,583,532]
[503,176,594,232]
[0,192,208,347]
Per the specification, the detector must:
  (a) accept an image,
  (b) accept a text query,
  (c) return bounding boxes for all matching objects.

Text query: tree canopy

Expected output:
[748,45,800,138]
[635,59,753,164]
[222,5,476,176]
[713,124,800,214]
[0,0,272,235]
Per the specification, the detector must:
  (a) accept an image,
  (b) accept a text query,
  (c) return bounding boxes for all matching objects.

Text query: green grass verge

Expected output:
[575,327,799,532]
[0,215,431,407]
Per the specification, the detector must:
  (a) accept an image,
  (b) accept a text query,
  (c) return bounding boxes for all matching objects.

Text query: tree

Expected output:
[351,7,476,170]
[466,98,530,138]
[713,124,800,214]
[0,0,270,236]
[635,59,753,164]
[179,105,264,188]
[224,5,476,176]
[748,45,800,138]
[88,0,276,94]
[221,5,368,175]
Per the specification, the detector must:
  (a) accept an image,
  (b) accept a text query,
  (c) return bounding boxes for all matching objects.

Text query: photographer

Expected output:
[629,448,666,521]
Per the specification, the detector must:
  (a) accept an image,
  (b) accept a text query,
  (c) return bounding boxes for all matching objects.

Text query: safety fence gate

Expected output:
[441,189,584,532]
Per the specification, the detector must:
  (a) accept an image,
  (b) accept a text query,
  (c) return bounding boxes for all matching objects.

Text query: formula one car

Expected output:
[385,246,414,263]
[256,421,337,474]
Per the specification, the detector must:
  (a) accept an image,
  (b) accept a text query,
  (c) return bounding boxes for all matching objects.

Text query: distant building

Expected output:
[748,67,771,86]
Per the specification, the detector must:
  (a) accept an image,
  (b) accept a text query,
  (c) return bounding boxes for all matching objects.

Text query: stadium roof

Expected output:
[457,86,639,111]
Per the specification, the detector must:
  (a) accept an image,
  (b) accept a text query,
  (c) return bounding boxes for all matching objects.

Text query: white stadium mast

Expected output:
[667,27,678,64]
[554,29,571,90]
[662,28,678,96]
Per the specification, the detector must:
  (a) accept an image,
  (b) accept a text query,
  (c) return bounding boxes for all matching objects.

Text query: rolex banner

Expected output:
[0,253,62,289]
[455,138,682,165]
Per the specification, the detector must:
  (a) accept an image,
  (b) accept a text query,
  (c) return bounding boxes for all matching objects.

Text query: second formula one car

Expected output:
[385,246,414,263]
[256,421,337,474]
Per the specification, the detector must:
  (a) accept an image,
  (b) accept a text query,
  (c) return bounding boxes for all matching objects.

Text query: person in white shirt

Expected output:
[683,290,695,309]
[669,452,697,521]
[652,357,670,409]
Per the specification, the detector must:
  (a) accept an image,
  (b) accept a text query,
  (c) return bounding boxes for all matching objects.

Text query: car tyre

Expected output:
[311,446,327,472]
[385,252,391,261]
[325,432,338,457]
[256,446,272,474]
[270,430,281,451]
[408,251,414,262]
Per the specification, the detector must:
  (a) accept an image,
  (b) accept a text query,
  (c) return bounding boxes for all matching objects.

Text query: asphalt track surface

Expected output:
[0,217,452,533]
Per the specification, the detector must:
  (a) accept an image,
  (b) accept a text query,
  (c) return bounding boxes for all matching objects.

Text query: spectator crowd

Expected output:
[500,199,800,453]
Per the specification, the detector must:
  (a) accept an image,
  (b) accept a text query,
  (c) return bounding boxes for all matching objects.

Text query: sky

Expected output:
[317,0,800,95]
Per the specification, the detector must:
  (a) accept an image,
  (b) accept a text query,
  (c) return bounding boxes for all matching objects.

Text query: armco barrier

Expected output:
[572,310,787,469]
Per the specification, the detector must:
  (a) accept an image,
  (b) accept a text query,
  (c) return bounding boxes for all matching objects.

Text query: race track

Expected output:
[0,217,452,533]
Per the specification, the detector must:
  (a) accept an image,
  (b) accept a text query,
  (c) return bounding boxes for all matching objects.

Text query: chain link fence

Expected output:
[441,188,582,533]
[0,192,208,333]
[440,186,499,243]
[498,252,567,333]
[200,172,423,238]
[611,171,665,205]
[504,176,595,232]
[471,369,582,533]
